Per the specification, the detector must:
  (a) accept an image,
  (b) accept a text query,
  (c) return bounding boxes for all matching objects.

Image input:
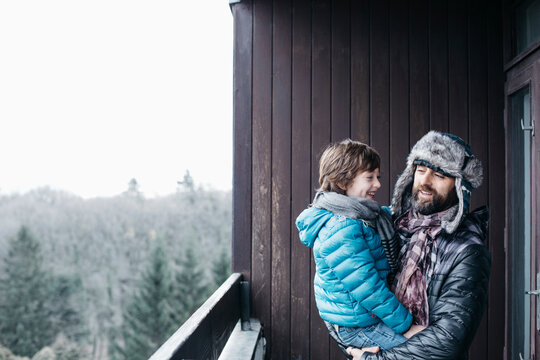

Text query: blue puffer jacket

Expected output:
[296,207,412,334]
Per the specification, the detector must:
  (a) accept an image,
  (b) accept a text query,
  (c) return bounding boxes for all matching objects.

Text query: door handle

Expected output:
[525,289,540,296]
[521,118,535,136]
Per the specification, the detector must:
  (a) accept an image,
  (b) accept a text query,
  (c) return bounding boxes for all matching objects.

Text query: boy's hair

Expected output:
[318,139,380,195]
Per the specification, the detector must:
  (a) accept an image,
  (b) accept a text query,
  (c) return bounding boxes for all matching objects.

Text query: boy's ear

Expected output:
[337,181,348,191]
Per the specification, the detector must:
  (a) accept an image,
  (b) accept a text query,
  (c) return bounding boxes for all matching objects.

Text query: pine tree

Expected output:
[112,242,176,360]
[0,344,30,360]
[0,226,55,357]
[211,245,231,290]
[46,276,86,342]
[51,333,86,360]
[172,240,209,324]
[30,347,55,360]
[176,170,194,192]
[176,170,196,205]
[123,178,143,200]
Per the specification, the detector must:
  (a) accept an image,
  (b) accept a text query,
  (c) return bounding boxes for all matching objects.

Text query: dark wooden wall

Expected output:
[231,0,505,359]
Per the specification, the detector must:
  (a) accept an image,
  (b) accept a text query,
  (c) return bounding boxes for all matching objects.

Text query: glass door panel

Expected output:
[509,85,532,360]
[516,0,540,54]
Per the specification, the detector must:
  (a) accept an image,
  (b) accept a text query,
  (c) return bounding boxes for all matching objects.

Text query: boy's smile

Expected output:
[345,168,381,199]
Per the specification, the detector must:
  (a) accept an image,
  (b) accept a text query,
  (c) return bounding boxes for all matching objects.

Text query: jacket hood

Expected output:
[295,207,333,248]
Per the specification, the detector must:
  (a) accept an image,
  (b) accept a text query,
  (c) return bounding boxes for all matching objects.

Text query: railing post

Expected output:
[240,281,250,330]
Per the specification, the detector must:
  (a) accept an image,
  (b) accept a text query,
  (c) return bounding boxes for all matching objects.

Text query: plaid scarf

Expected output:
[392,209,445,325]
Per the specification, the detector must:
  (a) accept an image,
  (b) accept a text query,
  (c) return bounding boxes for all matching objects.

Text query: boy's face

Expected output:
[345,168,381,200]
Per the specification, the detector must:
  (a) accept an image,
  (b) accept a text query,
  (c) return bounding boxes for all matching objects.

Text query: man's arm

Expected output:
[361,244,491,360]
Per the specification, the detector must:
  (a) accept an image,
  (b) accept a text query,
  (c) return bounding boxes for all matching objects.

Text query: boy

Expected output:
[296,139,421,353]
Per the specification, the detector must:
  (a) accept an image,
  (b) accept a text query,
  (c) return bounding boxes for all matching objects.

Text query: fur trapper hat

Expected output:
[391,131,483,234]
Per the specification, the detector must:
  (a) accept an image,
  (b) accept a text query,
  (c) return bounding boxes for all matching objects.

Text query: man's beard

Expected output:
[412,185,458,215]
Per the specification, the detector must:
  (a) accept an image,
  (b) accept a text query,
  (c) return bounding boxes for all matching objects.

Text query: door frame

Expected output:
[504,47,540,360]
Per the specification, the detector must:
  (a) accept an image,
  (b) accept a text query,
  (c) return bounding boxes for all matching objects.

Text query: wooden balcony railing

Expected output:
[149,273,265,360]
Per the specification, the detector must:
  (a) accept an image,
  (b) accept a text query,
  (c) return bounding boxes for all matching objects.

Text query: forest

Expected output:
[0,175,232,360]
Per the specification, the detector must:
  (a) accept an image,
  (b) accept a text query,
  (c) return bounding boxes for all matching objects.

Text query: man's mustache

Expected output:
[416,185,435,194]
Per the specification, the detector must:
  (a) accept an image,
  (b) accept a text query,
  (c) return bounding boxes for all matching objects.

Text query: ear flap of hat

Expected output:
[462,155,483,189]
[441,177,463,234]
[391,160,416,215]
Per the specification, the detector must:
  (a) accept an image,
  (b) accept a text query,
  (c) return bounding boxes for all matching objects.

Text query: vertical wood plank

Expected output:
[311,1,332,358]
[468,0,489,357]
[448,0,469,141]
[311,0,332,193]
[330,2,351,358]
[487,1,505,359]
[409,0,429,149]
[350,0,370,143]
[468,0,489,212]
[371,0,391,204]
[271,0,292,358]
[502,0,513,64]
[251,0,273,353]
[291,0,312,358]
[389,0,410,197]
[429,0,449,132]
[331,0,351,142]
[232,0,253,282]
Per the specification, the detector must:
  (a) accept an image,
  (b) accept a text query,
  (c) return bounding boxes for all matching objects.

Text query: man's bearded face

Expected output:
[412,165,457,215]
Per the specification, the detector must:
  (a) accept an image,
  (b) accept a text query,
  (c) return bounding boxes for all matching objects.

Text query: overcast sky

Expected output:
[0,0,233,198]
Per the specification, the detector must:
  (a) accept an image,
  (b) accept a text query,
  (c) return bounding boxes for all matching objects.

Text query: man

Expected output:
[349,131,491,360]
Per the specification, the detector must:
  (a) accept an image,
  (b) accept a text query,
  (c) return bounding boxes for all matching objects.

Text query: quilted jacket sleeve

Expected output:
[362,244,491,360]
[323,221,412,334]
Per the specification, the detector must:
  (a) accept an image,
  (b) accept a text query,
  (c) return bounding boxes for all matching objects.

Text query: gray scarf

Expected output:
[311,191,399,275]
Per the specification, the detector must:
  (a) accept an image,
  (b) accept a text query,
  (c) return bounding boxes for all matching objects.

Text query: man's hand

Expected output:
[347,346,380,360]
[403,324,426,339]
